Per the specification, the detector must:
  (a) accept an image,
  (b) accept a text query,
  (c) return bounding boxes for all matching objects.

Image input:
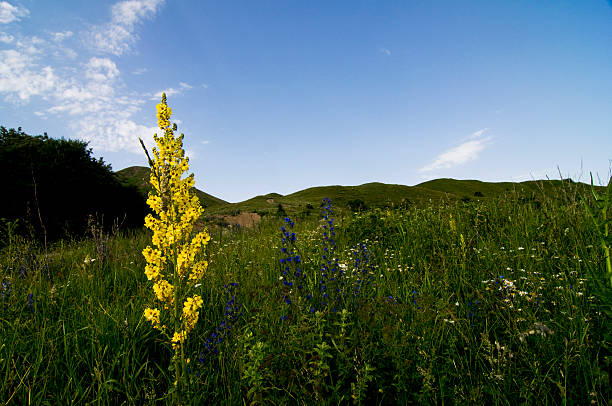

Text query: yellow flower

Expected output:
[141,93,210,353]
[181,294,204,334]
[171,330,187,350]
[153,280,174,304]
[144,307,161,327]
[156,95,172,130]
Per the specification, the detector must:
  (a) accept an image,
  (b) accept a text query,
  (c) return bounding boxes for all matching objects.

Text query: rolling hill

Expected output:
[416,178,597,201]
[415,178,519,199]
[115,166,229,209]
[116,166,602,219]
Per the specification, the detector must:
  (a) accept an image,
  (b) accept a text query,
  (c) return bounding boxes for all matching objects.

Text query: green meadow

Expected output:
[1,176,610,405]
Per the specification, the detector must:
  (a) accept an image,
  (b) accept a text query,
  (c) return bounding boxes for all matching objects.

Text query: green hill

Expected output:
[206,182,453,217]
[213,177,601,217]
[115,166,228,209]
[416,178,598,201]
[117,166,604,219]
[286,182,449,207]
[416,178,520,199]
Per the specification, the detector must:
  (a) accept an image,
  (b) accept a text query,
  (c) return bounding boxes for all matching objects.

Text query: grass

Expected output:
[0,179,610,404]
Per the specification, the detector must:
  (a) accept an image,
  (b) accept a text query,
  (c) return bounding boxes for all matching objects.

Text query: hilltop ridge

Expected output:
[117,166,596,217]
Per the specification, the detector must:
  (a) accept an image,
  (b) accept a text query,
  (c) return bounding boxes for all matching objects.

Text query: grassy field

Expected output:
[0,180,610,404]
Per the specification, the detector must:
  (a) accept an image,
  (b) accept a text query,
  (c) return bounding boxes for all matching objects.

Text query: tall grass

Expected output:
[0,181,610,404]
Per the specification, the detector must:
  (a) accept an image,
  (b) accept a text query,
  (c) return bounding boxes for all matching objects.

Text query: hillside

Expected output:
[286,182,450,208]
[416,178,518,199]
[208,182,454,217]
[212,177,602,218]
[115,166,228,209]
[416,177,598,201]
[117,166,603,219]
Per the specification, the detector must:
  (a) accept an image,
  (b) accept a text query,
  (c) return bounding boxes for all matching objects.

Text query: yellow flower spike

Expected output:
[140,92,210,372]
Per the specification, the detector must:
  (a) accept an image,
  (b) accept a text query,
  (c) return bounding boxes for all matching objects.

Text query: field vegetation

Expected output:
[1,99,610,404]
[1,176,610,404]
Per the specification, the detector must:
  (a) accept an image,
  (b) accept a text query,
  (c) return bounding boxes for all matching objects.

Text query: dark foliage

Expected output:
[0,126,147,241]
[347,198,367,212]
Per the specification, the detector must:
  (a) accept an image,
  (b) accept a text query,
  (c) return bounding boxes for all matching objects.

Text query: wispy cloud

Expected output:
[88,0,164,56]
[132,67,148,75]
[379,47,391,56]
[0,0,192,154]
[0,1,28,24]
[0,0,167,153]
[0,32,14,42]
[419,128,492,173]
[151,82,193,100]
[0,48,58,101]
[51,30,73,43]
[151,88,179,100]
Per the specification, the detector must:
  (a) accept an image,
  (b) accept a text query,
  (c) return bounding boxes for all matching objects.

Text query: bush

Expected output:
[348,198,368,212]
[0,126,147,242]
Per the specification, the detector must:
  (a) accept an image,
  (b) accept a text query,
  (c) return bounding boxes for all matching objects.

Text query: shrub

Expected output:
[0,126,147,242]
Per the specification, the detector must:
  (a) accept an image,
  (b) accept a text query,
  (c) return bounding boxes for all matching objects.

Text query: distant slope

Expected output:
[115,166,228,208]
[286,182,449,207]
[216,178,600,217]
[117,166,602,218]
[416,178,596,200]
[416,178,519,198]
[207,182,453,216]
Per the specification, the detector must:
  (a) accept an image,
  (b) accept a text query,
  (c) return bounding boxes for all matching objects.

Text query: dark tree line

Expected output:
[0,126,147,241]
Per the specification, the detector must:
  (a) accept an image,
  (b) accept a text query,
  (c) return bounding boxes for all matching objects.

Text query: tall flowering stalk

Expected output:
[320,198,343,311]
[140,93,210,392]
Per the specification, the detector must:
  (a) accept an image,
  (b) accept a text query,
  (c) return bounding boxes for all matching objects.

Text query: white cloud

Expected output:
[86,57,119,82]
[57,47,78,59]
[132,67,148,75]
[0,1,28,24]
[151,83,193,100]
[419,129,492,173]
[0,42,156,152]
[0,32,13,43]
[0,1,167,154]
[467,128,488,139]
[88,0,164,56]
[13,35,45,56]
[185,148,196,159]
[0,49,58,101]
[151,88,180,100]
[52,30,73,43]
[74,115,158,153]
[201,140,210,145]
[379,47,391,56]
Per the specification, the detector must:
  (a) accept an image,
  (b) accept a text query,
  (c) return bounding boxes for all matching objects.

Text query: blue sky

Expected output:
[1,0,611,202]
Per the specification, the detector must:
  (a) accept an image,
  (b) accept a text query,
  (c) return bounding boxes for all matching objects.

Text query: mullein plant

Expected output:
[139,93,210,395]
